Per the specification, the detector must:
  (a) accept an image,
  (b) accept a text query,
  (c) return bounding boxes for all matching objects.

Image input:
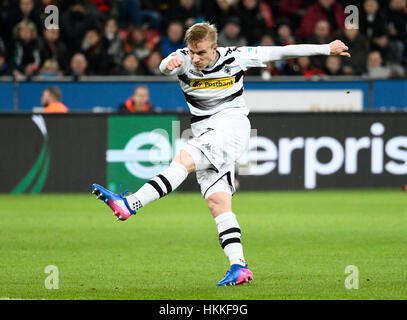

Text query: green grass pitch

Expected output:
[0,189,406,300]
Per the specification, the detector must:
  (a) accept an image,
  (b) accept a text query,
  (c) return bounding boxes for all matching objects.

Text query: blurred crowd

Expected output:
[0,0,406,81]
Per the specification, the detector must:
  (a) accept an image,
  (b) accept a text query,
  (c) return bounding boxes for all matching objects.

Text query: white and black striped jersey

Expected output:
[160,44,331,117]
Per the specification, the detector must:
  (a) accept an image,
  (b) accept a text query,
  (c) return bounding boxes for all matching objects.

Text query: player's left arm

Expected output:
[260,40,350,62]
[236,40,350,68]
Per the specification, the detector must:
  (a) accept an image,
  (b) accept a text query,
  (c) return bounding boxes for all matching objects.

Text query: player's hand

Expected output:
[166,56,184,71]
[329,40,351,58]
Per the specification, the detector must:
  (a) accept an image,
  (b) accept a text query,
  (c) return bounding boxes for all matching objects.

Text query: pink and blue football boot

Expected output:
[217,264,254,286]
[91,183,136,221]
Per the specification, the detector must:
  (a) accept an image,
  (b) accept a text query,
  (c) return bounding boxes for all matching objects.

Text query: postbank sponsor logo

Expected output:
[191,77,235,89]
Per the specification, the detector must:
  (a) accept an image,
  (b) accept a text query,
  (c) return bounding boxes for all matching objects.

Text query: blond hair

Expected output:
[184,22,218,47]
[13,19,38,40]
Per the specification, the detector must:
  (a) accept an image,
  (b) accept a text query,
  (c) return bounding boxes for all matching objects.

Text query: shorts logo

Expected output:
[202,143,211,151]
[191,77,235,90]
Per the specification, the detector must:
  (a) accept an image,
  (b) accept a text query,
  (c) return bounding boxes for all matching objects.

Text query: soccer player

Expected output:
[92,22,350,286]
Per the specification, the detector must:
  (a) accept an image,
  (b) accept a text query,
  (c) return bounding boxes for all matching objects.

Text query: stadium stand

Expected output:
[0,0,405,80]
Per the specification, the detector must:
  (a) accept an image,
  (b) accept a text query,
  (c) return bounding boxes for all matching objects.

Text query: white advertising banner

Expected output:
[244,89,364,112]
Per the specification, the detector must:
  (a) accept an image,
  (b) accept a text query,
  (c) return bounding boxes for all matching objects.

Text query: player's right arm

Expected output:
[159,52,185,76]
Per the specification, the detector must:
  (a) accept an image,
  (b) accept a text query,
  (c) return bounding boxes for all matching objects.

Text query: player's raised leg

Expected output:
[91,149,195,220]
[206,188,253,286]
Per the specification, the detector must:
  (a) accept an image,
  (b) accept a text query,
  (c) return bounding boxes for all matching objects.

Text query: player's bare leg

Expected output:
[173,149,196,173]
[208,192,254,286]
[207,192,232,218]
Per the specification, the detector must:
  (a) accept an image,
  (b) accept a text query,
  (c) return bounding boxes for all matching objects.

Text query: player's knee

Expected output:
[207,193,231,217]
[207,197,222,216]
[173,149,195,173]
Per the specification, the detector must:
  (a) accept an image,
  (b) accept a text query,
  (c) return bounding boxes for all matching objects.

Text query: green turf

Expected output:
[0,190,406,300]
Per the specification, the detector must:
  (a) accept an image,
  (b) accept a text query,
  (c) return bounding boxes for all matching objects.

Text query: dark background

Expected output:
[0,114,107,193]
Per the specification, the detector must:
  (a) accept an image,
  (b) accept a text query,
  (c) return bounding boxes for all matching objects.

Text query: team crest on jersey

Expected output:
[224,65,231,74]
[191,77,235,90]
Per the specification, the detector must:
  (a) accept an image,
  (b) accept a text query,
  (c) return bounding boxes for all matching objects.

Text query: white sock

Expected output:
[215,211,246,266]
[126,161,188,211]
